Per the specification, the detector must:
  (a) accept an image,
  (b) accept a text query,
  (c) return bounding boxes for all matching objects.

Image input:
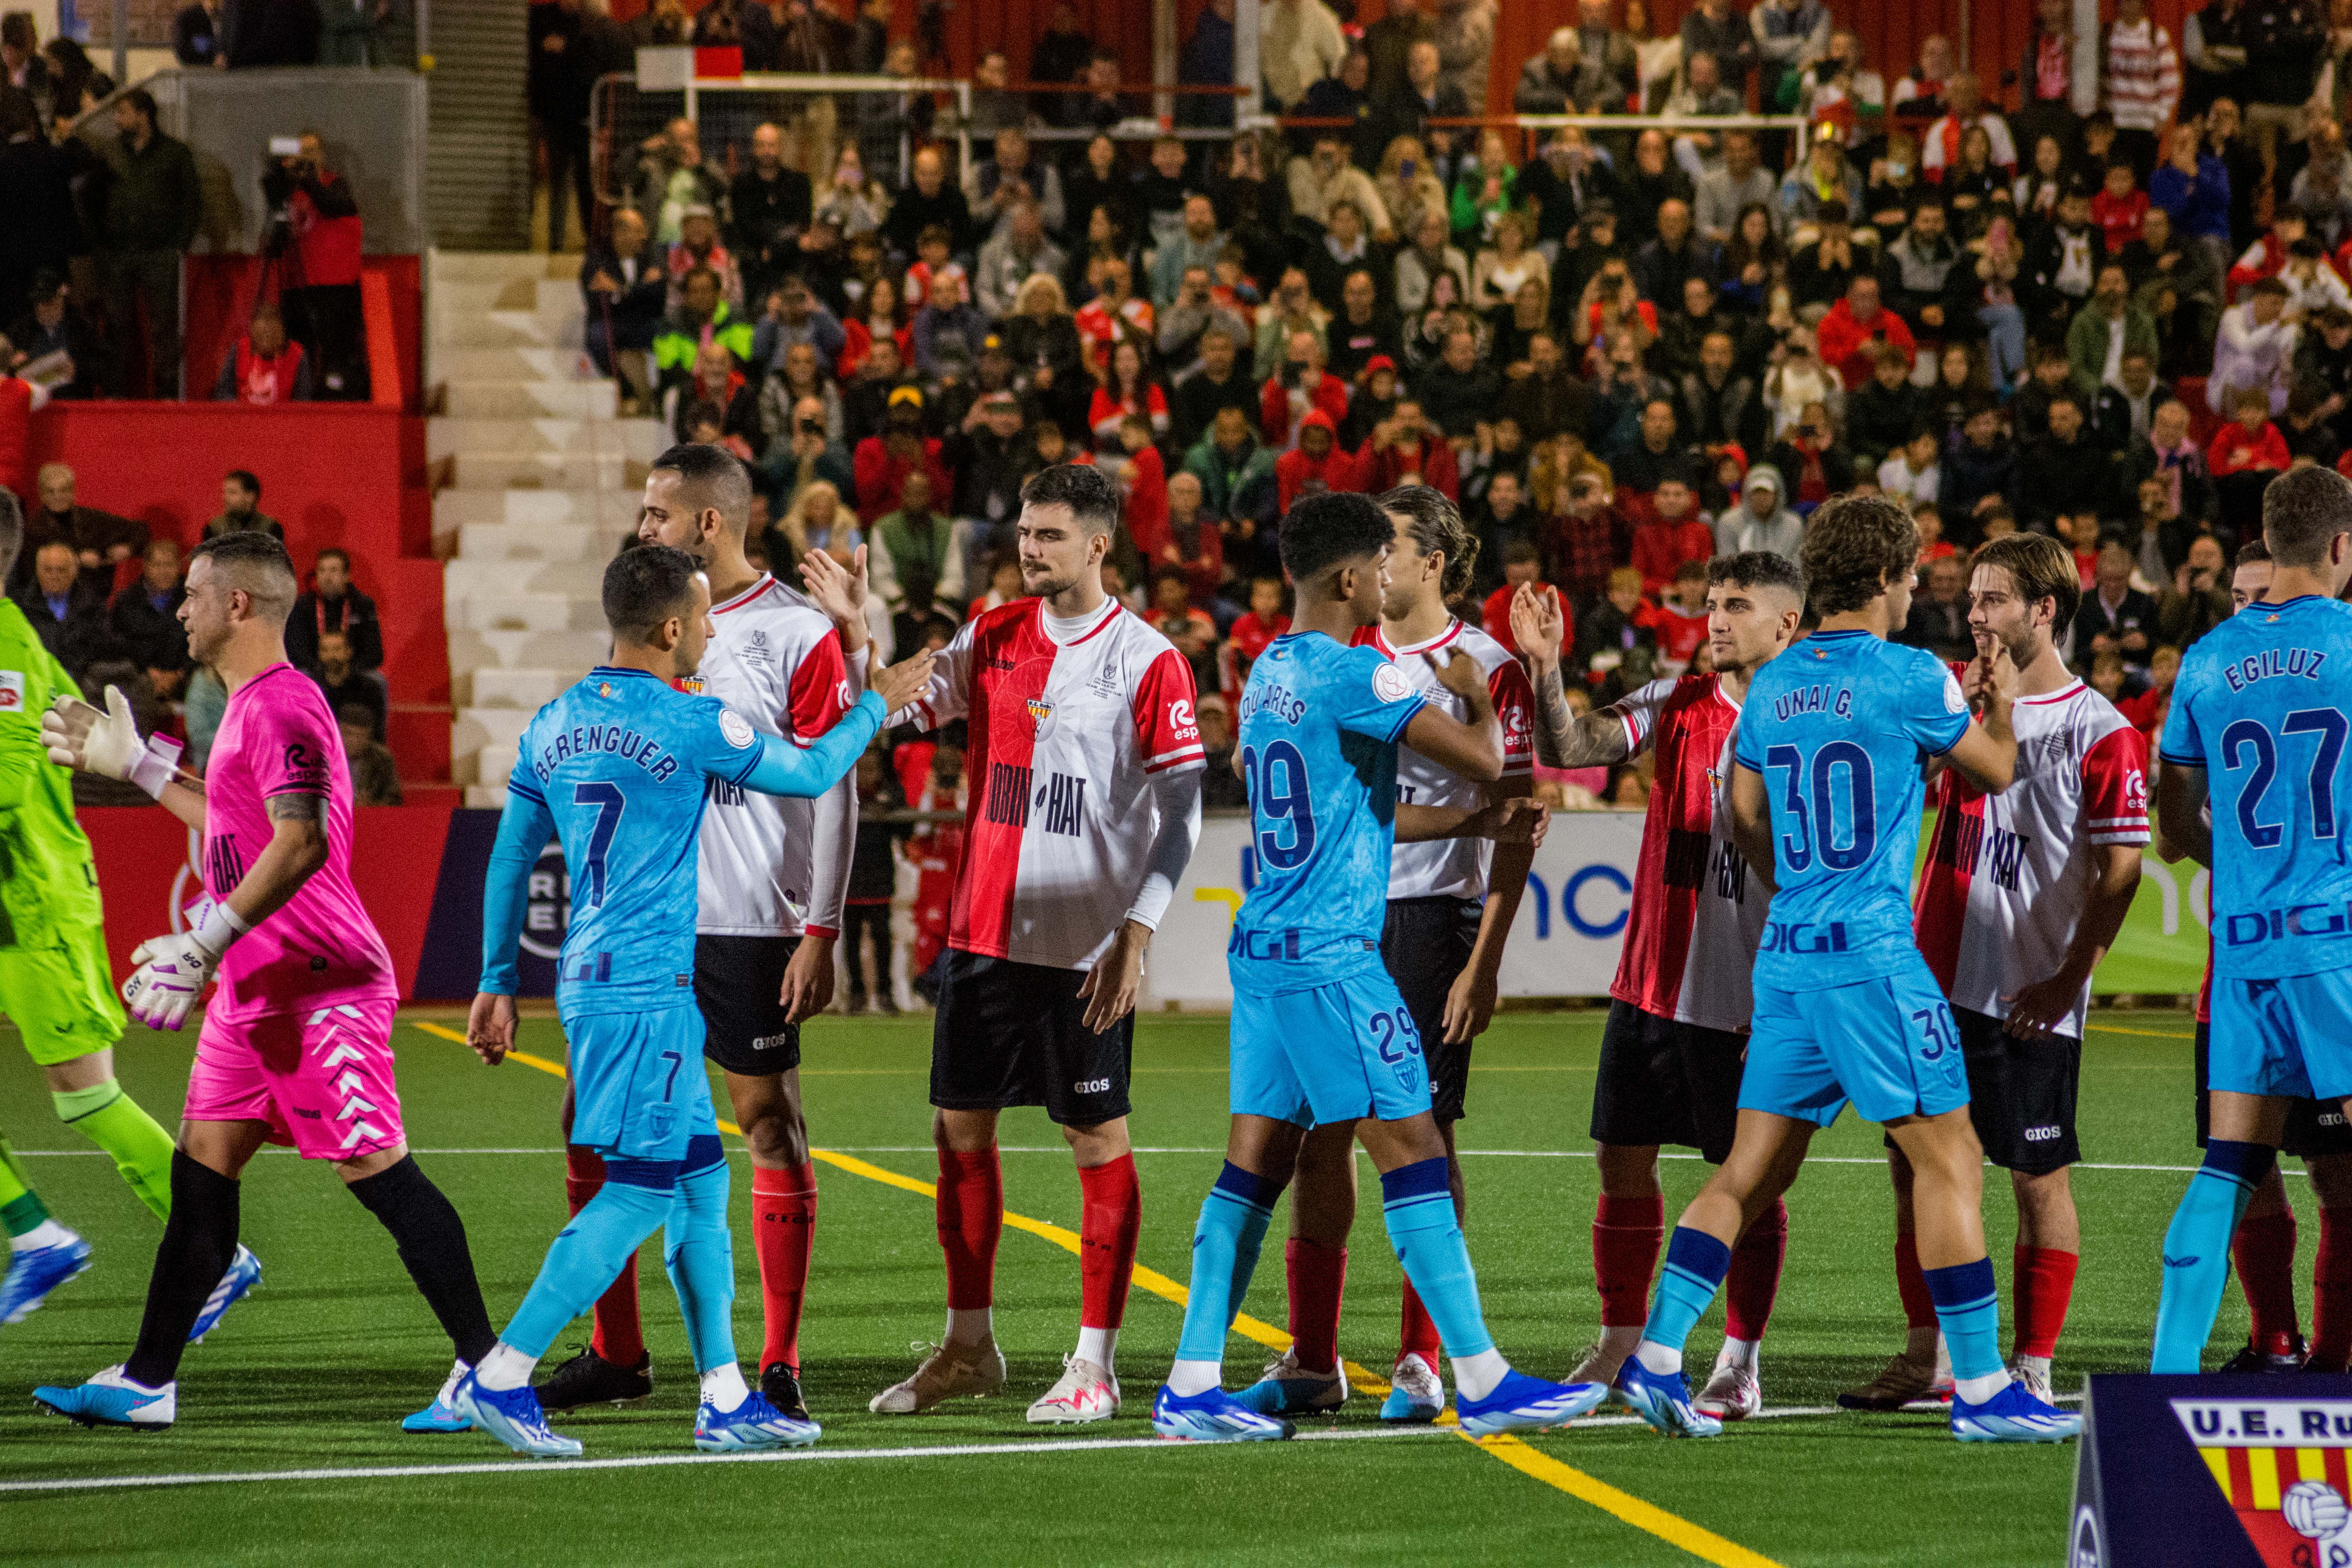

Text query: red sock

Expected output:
[1285,1238,1347,1374]
[752,1162,819,1373]
[935,1147,1003,1310]
[1593,1192,1665,1328]
[2313,1209,2352,1370]
[1399,1277,1442,1366]
[1893,1229,1936,1332]
[566,1146,644,1368]
[1723,1198,1788,1343]
[2011,1245,2079,1360]
[2234,1207,2302,1346]
[1077,1154,1141,1332]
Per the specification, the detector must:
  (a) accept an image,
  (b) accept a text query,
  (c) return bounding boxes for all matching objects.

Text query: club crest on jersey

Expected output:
[1026,695,1058,739]
[679,677,706,694]
[597,681,615,698]
[1373,663,1413,703]
[720,709,757,749]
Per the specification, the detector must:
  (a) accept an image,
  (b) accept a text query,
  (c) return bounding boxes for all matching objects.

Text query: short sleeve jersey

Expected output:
[1734,630,1970,990]
[2160,594,2352,980]
[1917,676,2150,1037]
[905,597,1205,971]
[1229,633,1428,997]
[512,666,778,1018]
[203,663,397,1021]
[694,573,858,937]
[1354,618,1535,903]
[0,599,104,944]
[1606,673,1768,1032]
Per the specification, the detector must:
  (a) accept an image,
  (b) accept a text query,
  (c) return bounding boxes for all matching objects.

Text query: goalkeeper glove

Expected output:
[43,686,183,800]
[122,900,250,1032]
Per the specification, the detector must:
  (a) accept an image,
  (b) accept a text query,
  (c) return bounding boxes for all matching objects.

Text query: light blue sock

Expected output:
[2153,1140,2275,1374]
[661,1137,737,1377]
[1379,1158,1496,1360]
[1922,1257,2004,1383]
[1642,1226,1732,1357]
[503,1158,678,1359]
[1174,1162,1280,1364]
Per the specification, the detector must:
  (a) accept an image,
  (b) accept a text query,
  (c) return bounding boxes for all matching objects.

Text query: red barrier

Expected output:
[184,255,423,415]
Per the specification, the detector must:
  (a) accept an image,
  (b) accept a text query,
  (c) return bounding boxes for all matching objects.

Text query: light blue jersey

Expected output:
[2161,595,2352,980]
[1733,629,1970,990]
[481,664,885,1019]
[1229,633,1427,998]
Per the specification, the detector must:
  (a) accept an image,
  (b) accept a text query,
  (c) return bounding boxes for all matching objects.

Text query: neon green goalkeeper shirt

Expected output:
[0,597,107,946]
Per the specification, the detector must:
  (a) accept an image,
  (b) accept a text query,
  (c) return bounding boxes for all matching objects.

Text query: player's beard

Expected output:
[1022,561,1080,601]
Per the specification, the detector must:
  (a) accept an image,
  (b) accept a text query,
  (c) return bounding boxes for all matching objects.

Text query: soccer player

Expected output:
[0,491,184,1328]
[452,545,933,1457]
[2183,540,2352,1372]
[33,532,496,1430]
[1152,490,1600,1443]
[1231,485,1539,1425]
[1512,551,1806,1422]
[535,445,861,1421]
[1612,494,2083,1443]
[868,464,1205,1426]
[2151,465,2352,1374]
[1851,535,2147,1410]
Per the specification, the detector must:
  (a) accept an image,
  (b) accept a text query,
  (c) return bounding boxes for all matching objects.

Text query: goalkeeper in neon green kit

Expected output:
[0,492,229,1332]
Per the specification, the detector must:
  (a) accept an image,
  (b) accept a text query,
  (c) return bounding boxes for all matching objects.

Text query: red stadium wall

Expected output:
[184,256,425,416]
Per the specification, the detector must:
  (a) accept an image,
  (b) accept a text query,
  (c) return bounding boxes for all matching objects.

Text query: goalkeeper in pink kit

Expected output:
[31,532,497,1431]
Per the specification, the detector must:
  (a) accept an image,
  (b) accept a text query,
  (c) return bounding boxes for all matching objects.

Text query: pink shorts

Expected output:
[183,998,406,1161]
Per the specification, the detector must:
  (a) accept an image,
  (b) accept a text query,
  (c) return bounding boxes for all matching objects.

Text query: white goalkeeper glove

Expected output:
[44,687,183,800]
[122,900,249,1032]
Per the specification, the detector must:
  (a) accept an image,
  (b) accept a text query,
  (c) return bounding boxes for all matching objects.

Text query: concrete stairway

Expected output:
[426,250,668,806]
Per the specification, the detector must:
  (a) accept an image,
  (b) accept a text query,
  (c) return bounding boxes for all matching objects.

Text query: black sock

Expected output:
[123,1152,240,1388]
[347,1155,498,1365]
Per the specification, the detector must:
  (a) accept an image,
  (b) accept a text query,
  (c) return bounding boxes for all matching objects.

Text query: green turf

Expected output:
[0,1008,2248,1565]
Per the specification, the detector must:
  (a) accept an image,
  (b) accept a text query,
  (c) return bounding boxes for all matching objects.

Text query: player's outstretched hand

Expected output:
[1473,796,1550,845]
[1508,582,1564,665]
[799,545,871,651]
[1076,918,1150,1035]
[45,688,185,797]
[467,991,517,1066]
[871,648,938,715]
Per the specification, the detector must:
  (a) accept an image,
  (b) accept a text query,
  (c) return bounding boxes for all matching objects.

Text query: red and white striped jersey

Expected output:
[1606,673,1766,1033]
[693,573,858,937]
[1354,618,1535,902]
[908,596,1205,970]
[1915,677,2151,1038]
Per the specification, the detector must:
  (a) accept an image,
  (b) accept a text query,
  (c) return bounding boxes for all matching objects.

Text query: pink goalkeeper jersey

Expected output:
[202,662,398,1022]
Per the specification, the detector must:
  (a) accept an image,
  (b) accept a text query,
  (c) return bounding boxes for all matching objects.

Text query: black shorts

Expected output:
[1381,896,1483,1123]
[2194,1020,2352,1160]
[929,950,1133,1127]
[1953,1006,2081,1176]
[1591,999,1747,1164]
[693,933,802,1076]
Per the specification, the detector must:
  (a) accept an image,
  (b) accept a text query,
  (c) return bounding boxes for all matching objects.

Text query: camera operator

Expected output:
[263,131,365,398]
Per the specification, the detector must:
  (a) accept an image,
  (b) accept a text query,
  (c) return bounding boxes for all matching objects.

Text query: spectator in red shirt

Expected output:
[2089,160,2149,258]
[1117,412,1170,555]
[1220,573,1292,702]
[851,394,954,520]
[2113,641,2176,742]
[1480,538,1564,657]
[1636,558,1711,670]
[1274,409,1362,511]
[2209,384,2292,541]
[1353,397,1461,498]
[1814,275,1916,390]
[1162,470,1226,606]
[1629,477,1716,596]
[1259,328,1350,448]
[2058,510,2103,588]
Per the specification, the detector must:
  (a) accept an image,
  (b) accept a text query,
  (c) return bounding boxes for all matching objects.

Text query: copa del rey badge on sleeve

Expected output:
[2071,1375,2352,1566]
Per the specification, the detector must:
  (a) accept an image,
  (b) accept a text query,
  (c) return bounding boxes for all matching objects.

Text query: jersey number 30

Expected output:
[573,782,628,907]
[1764,742,1877,873]
[1241,740,1317,869]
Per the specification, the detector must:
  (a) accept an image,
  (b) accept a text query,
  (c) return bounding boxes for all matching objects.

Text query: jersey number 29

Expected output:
[1241,741,1317,869]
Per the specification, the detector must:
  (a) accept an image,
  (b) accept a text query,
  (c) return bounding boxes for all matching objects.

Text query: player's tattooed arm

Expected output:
[1509,581,1630,769]
[217,790,332,930]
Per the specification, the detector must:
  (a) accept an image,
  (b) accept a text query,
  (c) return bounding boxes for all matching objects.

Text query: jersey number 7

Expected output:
[574,782,628,907]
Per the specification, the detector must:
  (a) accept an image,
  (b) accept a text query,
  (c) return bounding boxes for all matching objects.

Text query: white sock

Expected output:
[1075,1325,1116,1372]
[435,1358,469,1405]
[1716,1337,1760,1372]
[1955,1368,2010,1406]
[11,1219,71,1252]
[1168,1357,1222,1396]
[1453,1348,1509,1402]
[2015,1352,2052,1382]
[473,1342,537,1392]
[700,1363,751,1411]
[1933,1332,1951,1381]
[946,1307,994,1345]
[1633,1339,1683,1376]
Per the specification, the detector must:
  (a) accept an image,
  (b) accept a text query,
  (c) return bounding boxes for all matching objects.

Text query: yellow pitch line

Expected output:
[2086,1024,2196,1040]
[414,1020,1778,1563]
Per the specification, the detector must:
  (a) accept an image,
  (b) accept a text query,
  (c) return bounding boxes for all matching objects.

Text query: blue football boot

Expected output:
[1150,1383,1296,1442]
[1613,1355,1724,1438]
[0,1231,92,1325]
[188,1245,262,1343]
[452,1370,583,1459]
[403,1362,475,1433]
[695,1387,822,1451]
[1379,1352,1445,1423]
[1457,1368,1611,1436]
[1949,1379,2083,1443]
[33,1365,175,1429]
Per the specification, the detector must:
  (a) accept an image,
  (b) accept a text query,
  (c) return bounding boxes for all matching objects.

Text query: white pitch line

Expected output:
[0,1394,2042,1497]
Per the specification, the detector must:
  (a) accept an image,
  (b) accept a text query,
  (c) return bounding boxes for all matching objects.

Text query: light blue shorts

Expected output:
[1230,968,1434,1128]
[564,1004,719,1162]
[1739,959,1972,1128]
[2209,970,2352,1104]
